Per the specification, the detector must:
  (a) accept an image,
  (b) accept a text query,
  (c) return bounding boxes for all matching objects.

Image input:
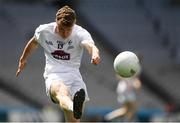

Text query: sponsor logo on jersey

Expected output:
[45,40,53,45]
[51,50,70,60]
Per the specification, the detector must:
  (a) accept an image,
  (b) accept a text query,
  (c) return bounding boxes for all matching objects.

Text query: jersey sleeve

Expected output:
[34,25,44,44]
[77,28,95,46]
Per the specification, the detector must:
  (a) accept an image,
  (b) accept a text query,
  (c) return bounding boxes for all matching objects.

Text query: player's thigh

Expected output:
[50,81,70,99]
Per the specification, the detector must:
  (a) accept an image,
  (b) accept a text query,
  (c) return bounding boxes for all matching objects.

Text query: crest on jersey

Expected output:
[67,40,74,50]
[68,40,72,45]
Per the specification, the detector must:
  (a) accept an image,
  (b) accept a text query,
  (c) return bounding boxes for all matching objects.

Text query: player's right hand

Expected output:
[16,58,26,77]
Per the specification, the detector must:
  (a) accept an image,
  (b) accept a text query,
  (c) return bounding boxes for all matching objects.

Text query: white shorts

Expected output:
[44,70,89,103]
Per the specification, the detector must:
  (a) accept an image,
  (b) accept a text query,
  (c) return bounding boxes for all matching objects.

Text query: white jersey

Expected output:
[34,22,94,77]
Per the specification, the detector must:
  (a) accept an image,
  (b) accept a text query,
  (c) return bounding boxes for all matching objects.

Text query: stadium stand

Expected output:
[75,0,180,121]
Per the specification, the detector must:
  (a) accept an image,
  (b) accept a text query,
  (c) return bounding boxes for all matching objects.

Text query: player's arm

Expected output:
[82,41,100,65]
[133,78,141,90]
[16,36,38,77]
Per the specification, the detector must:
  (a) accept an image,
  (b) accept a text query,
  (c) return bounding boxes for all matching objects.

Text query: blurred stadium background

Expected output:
[0,0,180,122]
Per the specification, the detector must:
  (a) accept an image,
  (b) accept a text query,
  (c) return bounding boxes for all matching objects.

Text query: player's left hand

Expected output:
[91,55,100,65]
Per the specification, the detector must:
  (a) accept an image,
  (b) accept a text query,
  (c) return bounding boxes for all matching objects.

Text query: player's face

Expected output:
[56,23,74,39]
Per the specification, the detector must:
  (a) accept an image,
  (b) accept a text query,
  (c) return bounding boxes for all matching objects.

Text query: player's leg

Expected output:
[50,81,79,122]
[50,81,73,111]
[50,81,85,122]
[104,106,127,121]
[63,109,80,122]
[73,88,85,119]
[70,74,87,120]
[126,102,137,121]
